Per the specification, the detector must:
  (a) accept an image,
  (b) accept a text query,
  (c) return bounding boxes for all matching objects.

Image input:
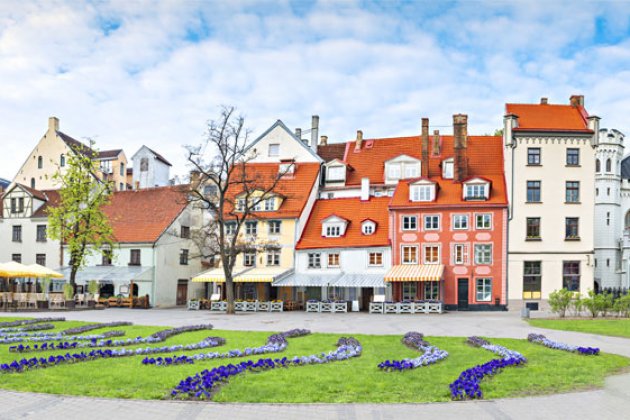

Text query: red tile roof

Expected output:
[103,186,188,243]
[296,197,390,250]
[31,190,60,218]
[225,162,320,220]
[506,103,591,133]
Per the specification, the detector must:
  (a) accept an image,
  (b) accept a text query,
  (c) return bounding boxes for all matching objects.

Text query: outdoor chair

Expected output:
[26,293,37,309]
[16,293,28,310]
[0,293,12,310]
[49,294,65,310]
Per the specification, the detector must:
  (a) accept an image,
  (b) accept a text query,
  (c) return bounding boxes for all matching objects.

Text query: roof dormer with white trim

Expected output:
[408,178,437,202]
[462,177,491,201]
[321,214,349,237]
[324,159,349,185]
[384,154,421,184]
[361,219,377,235]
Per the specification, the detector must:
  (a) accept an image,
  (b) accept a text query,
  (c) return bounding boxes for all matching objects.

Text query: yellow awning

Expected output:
[192,267,292,283]
[0,261,38,278]
[25,264,64,279]
[191,268,246,283]
[384,264,444,282]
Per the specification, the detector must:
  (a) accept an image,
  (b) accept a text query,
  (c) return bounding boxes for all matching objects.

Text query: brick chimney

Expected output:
[432,130,441,156]
[421,118,429,177]
[354,130,364,152]
[540,97,548,105]
[310,116,319,153]
[453,114,468,182]
[570,95,584,107]
[320,135,328,146]
[48,116,59,133]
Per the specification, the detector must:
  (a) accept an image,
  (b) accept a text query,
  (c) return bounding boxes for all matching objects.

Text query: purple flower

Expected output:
[378,332,448,372]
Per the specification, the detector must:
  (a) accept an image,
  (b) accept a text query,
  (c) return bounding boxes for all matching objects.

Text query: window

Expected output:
[10,198,16,213]
[527,148,541,165]
[453,244,467,265]
[37,156,43,169]
[424,281,439,300]
[402,282,417,301]
[243,251,256,267]
[465,184,487,200]
[245,221,257,236]
[308,253,321,268]
[423,245,440,264]
[203,185,217,197]
[279,162,295,175]
[565,181,580,203]
[327,166,345,181]
[179,249,189,265]
[562,261,580,292]
[18,198,23,213]
[387,164,401,180]
[264,197,275,211]
[129,249,141,266]
[362,222,375,235]
[526,181,541,202]
[60,154,65,167]
[181,226,190,239]
[236,198,246,211]
[36,225,47,242]
[36,254,46,266]
[402,245,418,264]
[326,225,341,237]
[225,222,237,235]
[12,254,21,263]
[268,144,280,157]
[606,158,612,172]
[30,178,36,189]
[453,214,468,230]
[523,261,542,299]
[476,278,492,302]
[12,225,22,242]
[443,160,454,179]
[119,182,124,191]
[424,215,440,230]
[266,249,281,266]
[410,185,433,201]
[565,218,579,239]
[404,164,419,179]
[268,220,281,235]
[101,249,112,266]
[607,212,610,226]
[526,218,541,239]
[596,159,601,172]
[252,199,264,211]
[140,157,149,171]
[402,216,417,231]
[566,148,579,166]
[328,253,340,267]
[369,252,383,266]
[474,244,492,265]
[475,214,491,229]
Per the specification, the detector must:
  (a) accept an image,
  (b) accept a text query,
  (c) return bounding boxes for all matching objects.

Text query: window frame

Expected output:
[368,252,383,266]
[452,214,469,230]
[565,181,580,203]
[475,278,492,302]
[475,213,492,230]
[308,253,321,269]
[401,245,418,264]
[566,148,580,166]
[562,261,581,292]
[179,249,189,265]
[527,147,541,165]
[526,180,541,202]
[526,217,541,239]
[268,220,281,235]
[453,244,467,265]
[268,144,280,157]
[523,261,542,300]
[243,251,256,267]
[402,215,418,231]
[245,221,258,236]
[423,244,440,264]
[327,252,340,268]
[424,215,440,230]
[565,217,579,240]
[266,249,281,266]
[474,244,493,265]
[129,249,141,266]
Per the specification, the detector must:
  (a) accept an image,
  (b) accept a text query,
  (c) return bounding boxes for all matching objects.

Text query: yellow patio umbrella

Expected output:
[0,261,38,277]
[25,264,64,279]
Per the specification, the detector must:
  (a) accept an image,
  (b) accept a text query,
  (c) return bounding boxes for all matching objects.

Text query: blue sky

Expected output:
[1,0,629,180]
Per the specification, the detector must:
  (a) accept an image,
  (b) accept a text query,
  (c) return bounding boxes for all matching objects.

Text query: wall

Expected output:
[132,147,170,189]
[247,123,320,164]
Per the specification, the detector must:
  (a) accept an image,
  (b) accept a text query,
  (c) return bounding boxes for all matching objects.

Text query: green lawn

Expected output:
[528,319,630,338]
[0,318,628,402]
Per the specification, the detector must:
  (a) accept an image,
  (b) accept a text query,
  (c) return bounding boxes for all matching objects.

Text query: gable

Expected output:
[245,120,323,164]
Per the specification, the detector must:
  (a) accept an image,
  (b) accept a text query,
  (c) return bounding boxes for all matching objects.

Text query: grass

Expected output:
[0,318,628,402]
[528,318,630,338]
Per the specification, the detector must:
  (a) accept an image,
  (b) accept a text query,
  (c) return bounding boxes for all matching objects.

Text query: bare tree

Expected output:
[186,106,290,314]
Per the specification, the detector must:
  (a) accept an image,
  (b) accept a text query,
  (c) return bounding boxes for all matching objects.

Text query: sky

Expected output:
[1,0,630,180]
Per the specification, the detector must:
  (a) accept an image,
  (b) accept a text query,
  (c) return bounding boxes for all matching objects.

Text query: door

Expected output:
[176,280,188,305]
[457,278,469,310]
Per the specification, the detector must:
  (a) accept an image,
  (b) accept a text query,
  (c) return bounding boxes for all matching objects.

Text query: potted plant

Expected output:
[39,277,51,309]
[63,283,75,309]
[87,280,99,308]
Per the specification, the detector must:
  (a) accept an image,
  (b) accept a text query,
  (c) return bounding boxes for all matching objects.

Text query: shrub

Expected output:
[87,280,99,295]
[613,294,630,318]
[570,294,583,317]
[581,290,599,318]
[63,283,74,300]
[548,289,573,318]
[599,292,615,318]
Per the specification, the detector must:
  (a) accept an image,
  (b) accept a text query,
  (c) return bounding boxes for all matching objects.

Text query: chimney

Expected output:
[453,114,468,182]
[320,135,328,146]
[48,116,59,132]
[540,97,548,105]
[190,170,201,190]
[310,115,319,153]
[570,95,584,107]
[588,115,601,147]
[432,130,441,156]
[295,128,302,139]
[360,177,370,201]
[503,113,518,147]
[354,130,364,152]
[421,118,429,177]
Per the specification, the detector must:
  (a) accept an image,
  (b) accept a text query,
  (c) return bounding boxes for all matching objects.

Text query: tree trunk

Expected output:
[225,277,235,314]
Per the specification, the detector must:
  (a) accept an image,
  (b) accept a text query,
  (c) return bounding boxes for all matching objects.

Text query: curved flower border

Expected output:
[142,329,311,366]
[170,337,362,400]
[527,333,600,355]
[449,336,527,400]
[2,330,126,346]
[378,332,449,371]
[61,322,133,335]
[0,324,56,335]
[0,318,65,329]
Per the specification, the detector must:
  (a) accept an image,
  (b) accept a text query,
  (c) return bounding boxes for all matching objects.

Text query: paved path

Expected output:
[0,309,629,419]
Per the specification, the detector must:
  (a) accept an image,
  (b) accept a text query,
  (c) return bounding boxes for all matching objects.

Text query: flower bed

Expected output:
[61,322,133,335]
[0,318,65,328]
[0,324,55,334]
[142,329,311,366]
[1,337,226,374]
[449,336,527,400]
[378,332,448,371]
[170,337,362,400]
[527,333,600,355]
[0,330,125,345]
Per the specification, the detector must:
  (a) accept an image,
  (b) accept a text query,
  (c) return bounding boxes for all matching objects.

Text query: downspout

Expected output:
[506,131,516,309]
[151,242,157,307]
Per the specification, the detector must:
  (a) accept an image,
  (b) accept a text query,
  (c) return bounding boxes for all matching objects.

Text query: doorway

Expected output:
[457,278,469,310]
[176,280,188,305]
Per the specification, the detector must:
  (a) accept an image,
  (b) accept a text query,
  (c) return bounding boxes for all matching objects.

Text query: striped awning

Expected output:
[384,265,444,282]
[272,274,342,287]
[333,273,386,288]
[192,267,292,283]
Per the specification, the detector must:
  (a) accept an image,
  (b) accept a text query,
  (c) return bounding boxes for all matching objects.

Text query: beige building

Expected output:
[504,95,600,310]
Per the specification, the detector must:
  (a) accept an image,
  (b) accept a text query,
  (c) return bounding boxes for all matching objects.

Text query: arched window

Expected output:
[60,154,65,167]
[625,211,630,230]
[30,178,35,189]
[37,156,43,169]
[596,159,601,172]
[606,158,612,173]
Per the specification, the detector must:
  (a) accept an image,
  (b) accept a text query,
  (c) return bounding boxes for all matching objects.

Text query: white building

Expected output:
[131,146,172,190]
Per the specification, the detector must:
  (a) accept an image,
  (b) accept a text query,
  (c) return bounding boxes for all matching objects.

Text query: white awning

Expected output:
[272,274,342,287]
[57,266,154,284]
[333,273,386,288]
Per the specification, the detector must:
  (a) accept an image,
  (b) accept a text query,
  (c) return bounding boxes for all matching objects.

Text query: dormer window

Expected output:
[321,215,348,238]
[409,183,435,202]
[279,162,295,176]
[404,164,419,179]
[385,155,421,184]
[236,198,246,211]
[362,220,376,235]
[387,165,401,180]
[464,181,489,201]
[326,226,341,237]
[327,165,345,182]
[442,158,454,179]
[264,197,275,211]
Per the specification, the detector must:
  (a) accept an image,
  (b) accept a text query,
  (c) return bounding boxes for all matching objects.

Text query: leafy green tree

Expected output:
[47,140,114,289]
[613,294,630,318]
[548,288,573,318]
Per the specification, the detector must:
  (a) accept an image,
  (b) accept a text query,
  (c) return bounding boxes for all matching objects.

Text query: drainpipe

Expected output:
[151,242,157,308]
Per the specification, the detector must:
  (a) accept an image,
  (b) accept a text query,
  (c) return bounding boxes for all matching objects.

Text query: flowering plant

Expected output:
[0,324,55,335]
[0,318,65,328]
[170,336,361,400]
[527,333,600,355]
[142,329,310,366]
[61,322,133,335]
[0,330,125,345]
[378,332,448,371]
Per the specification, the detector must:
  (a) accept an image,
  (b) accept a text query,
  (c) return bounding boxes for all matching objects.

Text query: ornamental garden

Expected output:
[0,317,627,402]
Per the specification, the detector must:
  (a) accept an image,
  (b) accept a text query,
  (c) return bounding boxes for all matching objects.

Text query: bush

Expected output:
[614,294,630,318]
[548,289,573,318]
[599,291,615,317]
[581,290,599,318]
[63,283,74,300]
[87,280,100,295]
[570,294,583,317]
